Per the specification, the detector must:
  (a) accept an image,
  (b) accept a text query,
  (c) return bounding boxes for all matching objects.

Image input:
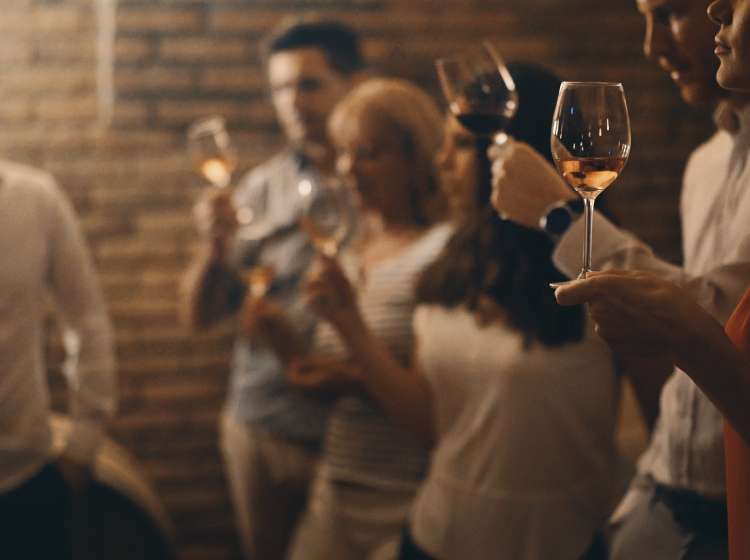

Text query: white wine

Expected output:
[199,157,234,188]
[555,156,626,196]
[244,265,275,299]
[299,216,344,258]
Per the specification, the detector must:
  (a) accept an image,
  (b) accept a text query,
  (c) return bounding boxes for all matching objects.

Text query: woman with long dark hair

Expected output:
[303,64,620,559]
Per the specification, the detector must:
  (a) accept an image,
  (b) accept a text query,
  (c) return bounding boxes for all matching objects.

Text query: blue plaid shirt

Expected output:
[224,150,340,449]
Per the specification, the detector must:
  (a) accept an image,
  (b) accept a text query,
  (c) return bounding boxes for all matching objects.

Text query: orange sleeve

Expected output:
[723,288,750,560]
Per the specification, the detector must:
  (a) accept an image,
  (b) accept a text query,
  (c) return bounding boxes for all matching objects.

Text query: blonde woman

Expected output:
[287,78,450,560]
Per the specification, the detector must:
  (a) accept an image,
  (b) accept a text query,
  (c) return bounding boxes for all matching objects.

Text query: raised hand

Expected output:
[192,187,239,259]
[240,296,305,364]
[304,255,363,333]
[555,271,698,347]
[286,354,362,399]
[488,140,575,228]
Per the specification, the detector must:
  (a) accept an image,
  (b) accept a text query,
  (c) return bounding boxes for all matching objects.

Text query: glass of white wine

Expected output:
[550,82,631,281]
[298,176,353,258]
[187,115,274,298]
[187,116,237,189]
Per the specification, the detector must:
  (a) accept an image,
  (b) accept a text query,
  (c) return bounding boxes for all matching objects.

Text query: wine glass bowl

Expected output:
[298,177,352,258]
[436,42,518,142]
[243,265,276,300]
[187,115,238,189]
[550,81,631,280]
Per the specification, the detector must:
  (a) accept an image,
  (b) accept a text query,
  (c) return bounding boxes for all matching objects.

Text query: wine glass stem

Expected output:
[580,196,596,279]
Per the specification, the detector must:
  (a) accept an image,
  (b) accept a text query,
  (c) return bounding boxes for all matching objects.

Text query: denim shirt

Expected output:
[224,149,338,449]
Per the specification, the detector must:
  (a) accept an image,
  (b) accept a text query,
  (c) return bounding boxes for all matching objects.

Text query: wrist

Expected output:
[539,197,583,241]
[337,311,369,346]
[677,317,735,377]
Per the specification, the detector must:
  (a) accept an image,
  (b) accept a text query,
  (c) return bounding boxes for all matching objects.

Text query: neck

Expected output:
[380,206,421,231]
[299,140,336,175]
[724,92,750,111]
[366,212,420,236]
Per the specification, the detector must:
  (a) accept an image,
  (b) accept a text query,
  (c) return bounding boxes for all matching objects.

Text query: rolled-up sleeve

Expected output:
[44,179,117,464]
[554,211,750,323]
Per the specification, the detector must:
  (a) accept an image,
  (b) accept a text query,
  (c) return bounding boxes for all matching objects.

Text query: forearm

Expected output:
[337,316,435,443]
[677,323,750,444]
[617,352,674,432]
[179,242,243,329]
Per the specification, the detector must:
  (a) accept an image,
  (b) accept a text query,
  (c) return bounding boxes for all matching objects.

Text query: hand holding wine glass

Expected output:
[187,115,275,298]
[298,175,353,258]
[550,82,631,281]
[436,42,518,143]
[187,115,238,189]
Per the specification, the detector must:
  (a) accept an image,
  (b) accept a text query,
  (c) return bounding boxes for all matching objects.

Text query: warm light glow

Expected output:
[201,158,231,188]
[298,178,313,197]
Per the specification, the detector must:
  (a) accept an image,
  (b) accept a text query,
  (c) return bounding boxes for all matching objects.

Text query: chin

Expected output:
[716,64,750,92]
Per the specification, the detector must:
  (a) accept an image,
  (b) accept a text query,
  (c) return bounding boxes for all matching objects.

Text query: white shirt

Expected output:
[410,306,619,560]
[553,103,750,497]
[0,160,116,492]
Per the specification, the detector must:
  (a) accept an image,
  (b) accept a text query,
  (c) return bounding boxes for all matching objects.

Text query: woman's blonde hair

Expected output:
[328,77,445,225]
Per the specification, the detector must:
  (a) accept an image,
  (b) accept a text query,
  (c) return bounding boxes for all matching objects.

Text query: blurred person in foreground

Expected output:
[488,0,750,557]
[284,78,450,560]
[179,18,363,560]
[295,67,621,560]
[556,1,750,558]
[0,161,116,559]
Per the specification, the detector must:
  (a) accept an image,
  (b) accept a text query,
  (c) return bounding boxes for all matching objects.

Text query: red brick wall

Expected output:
[2,1,714,558]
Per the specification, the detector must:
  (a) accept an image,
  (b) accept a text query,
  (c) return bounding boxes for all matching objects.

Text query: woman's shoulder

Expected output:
[402,222,454,265]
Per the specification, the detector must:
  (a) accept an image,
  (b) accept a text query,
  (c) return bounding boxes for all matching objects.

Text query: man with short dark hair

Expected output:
[180,18,363,560]
[489,0,750,557]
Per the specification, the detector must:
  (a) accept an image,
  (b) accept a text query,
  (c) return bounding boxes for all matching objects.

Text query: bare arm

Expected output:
[305,256,435,443]
[676,305,750,445]
[337,314,435,444]
[179,189,245,330]
[611,346,674,431]
[286,354,366,401]
[179,240,244,329]
[557,271,750,443]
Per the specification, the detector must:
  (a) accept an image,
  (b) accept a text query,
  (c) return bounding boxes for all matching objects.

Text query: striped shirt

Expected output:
[313,223,452,489]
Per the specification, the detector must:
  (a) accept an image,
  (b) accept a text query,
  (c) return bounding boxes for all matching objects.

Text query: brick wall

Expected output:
[1,1,714,558]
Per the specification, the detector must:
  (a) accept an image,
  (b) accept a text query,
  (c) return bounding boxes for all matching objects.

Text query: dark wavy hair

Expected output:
[416,63,585,347]
[263,18,363,77]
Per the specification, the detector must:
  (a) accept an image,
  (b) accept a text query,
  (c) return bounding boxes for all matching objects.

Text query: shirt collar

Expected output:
[291,150,313,172]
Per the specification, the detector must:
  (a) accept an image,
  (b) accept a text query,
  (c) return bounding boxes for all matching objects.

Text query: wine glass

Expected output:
[187,115,238,189]
[187,115,274,298]
[435,42,518,144]
[298,175,353,258]
[550,81,631,281]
